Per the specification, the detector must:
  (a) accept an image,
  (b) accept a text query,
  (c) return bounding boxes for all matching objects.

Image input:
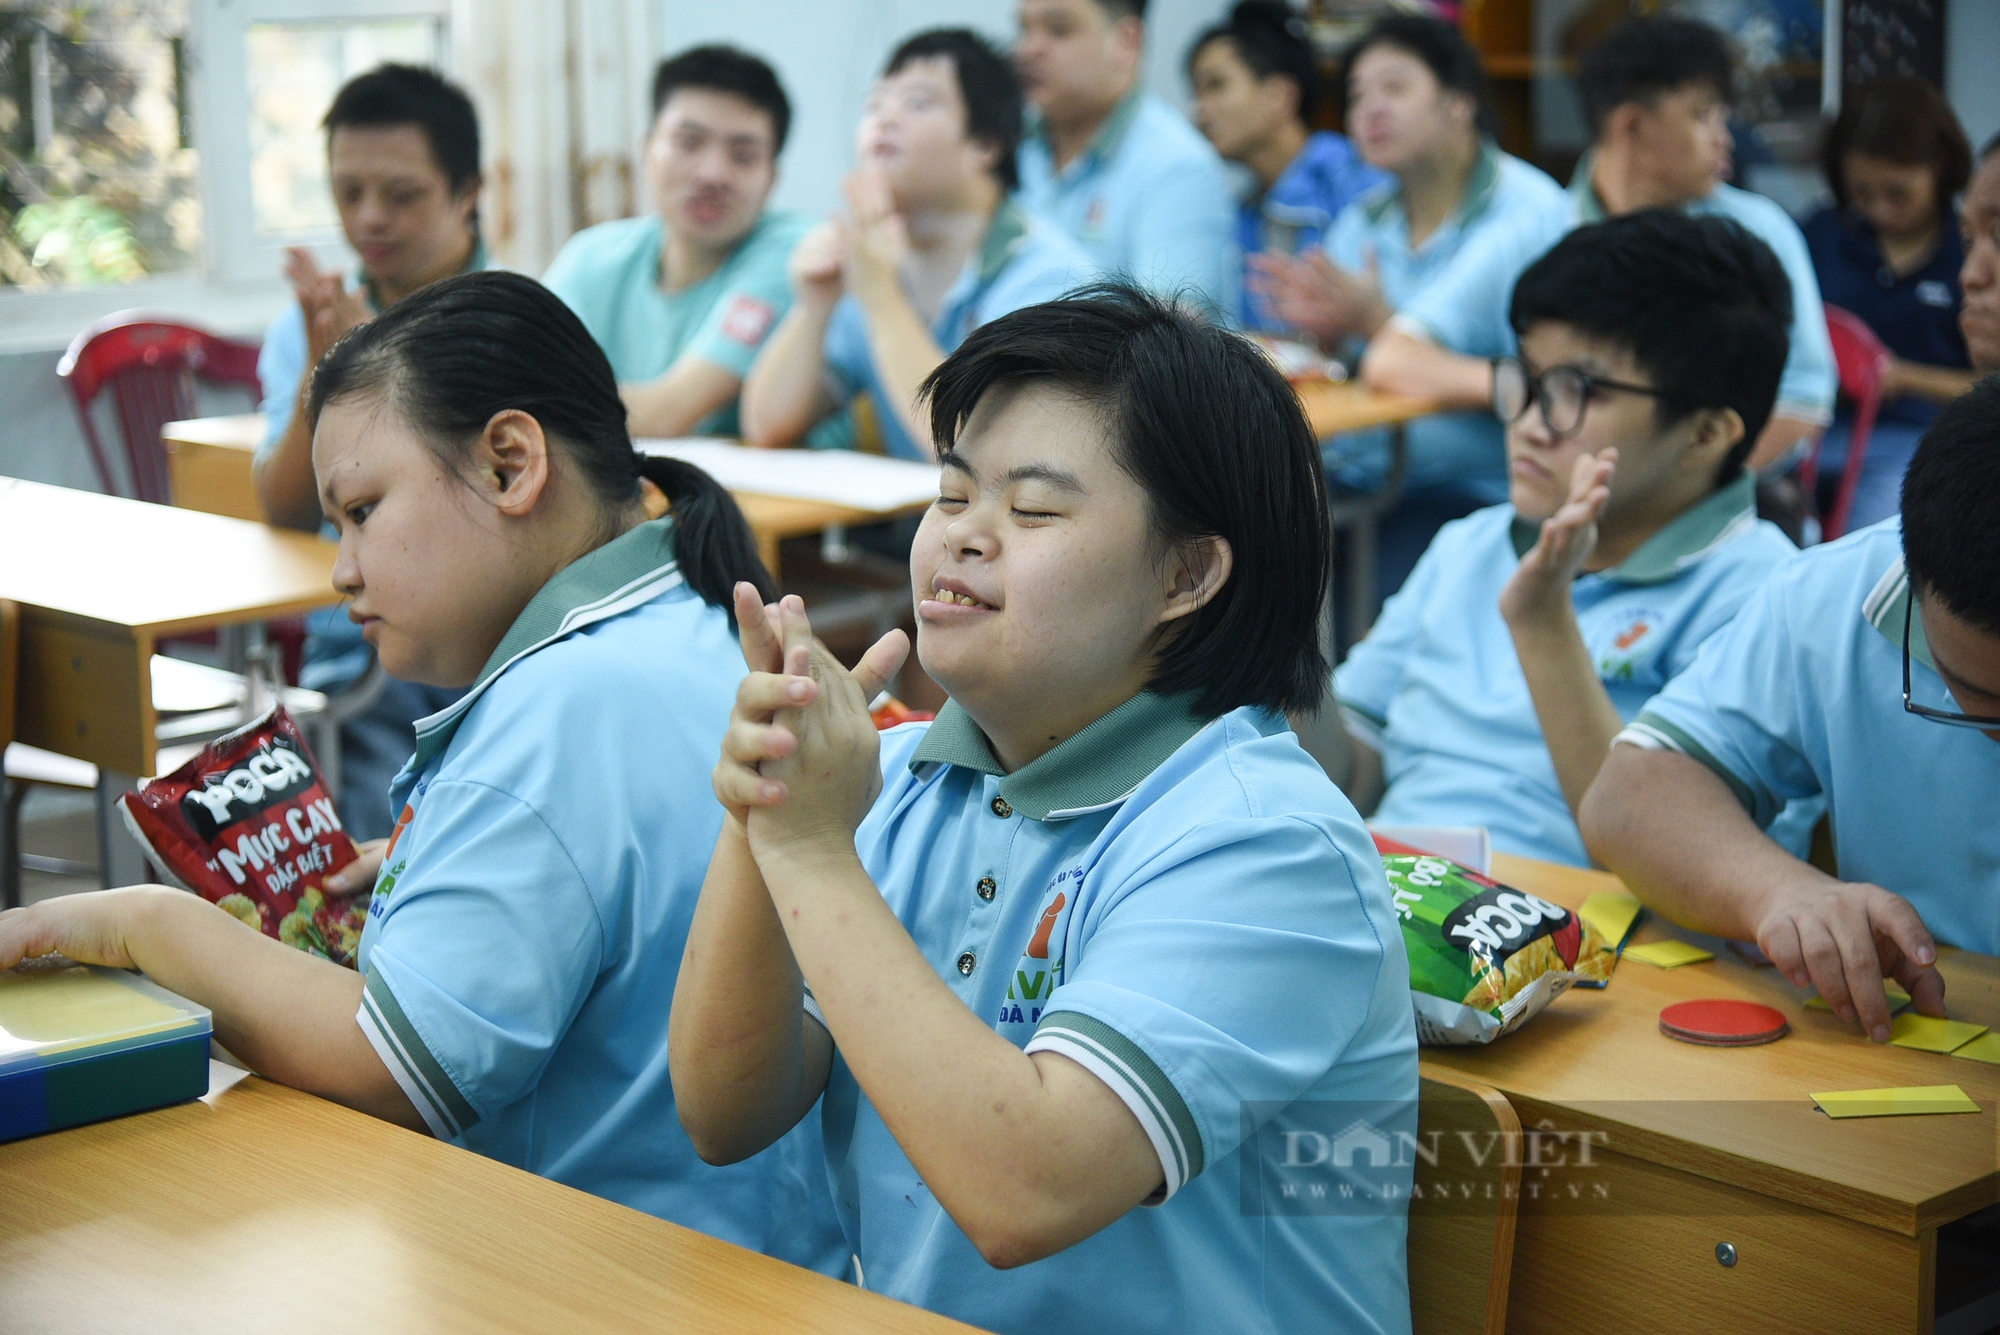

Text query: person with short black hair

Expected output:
[1249,14,1570,613]
[251,62,489,841]
[1296,210,1807,868]
[544,46,807,440]
[1366,15,1837,481]
[1957,136,2000,373]
[742,28,1094,461]
[1583,377,2000,1042]
[1802,77,1978,530]
[673,282,1416,1334]
[1186,1,1385,332]
[1016,0,1236,313]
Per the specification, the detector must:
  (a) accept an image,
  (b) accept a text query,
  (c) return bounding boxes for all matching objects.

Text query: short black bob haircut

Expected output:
[1822,77,1972,223]
[885,29,1022,193]
[1187,2,1320,131]
[324,64,481,199]
[1341,15,1497,142]
[919,281,1332,719]
[1578,16,1735,141]
[652,45,792,156]
[306,271,774,612]
[1509,209,1792,486]
[1902,375,2000,637]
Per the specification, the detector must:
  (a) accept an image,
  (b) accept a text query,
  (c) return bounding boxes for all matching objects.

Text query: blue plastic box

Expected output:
[0,959,212,1142]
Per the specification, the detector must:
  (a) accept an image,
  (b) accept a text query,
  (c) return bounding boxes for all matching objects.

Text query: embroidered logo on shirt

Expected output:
[1081,197,1106,239]
[998,870,1081,1028]
[719,294,776,346]
[1594,610,1664,681]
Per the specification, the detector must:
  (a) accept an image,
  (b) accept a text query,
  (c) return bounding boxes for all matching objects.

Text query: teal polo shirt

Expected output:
[1398,155,1837,436]
[542,210,808,438]
[352,517,846,1274]
[1017,91,1237,318]
[814,692,1418,1335]
[822,199,1097,460]
[1337,473,1804,866]
[1321,141,1570,499]
[1620,519,2000,956]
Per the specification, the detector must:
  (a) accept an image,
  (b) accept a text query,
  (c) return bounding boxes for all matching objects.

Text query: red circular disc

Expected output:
[1659,999,1789,1047]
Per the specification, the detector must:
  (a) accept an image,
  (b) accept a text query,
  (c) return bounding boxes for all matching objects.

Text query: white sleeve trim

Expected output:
[1025,1032,1182,1204]
[356,1001,457,1139]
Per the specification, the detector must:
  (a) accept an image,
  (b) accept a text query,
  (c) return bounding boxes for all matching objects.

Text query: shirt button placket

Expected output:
[976,876,997,901]
[956,951,977,975]
[991,796,1013,819]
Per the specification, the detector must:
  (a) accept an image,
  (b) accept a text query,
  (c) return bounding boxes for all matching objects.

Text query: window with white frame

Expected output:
[0,0,449,304]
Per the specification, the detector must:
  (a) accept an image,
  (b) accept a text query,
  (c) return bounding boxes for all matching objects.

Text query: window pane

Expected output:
[0,2,197,290]
[245,20,441,236]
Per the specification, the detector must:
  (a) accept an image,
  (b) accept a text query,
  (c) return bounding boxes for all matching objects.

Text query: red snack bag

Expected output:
[118,706,367,968]
[870,696,935,730]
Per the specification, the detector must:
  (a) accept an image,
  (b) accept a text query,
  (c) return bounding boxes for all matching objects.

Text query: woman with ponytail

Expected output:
[0,270,848,1275]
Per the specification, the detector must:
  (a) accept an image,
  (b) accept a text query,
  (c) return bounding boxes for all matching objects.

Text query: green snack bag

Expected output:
[1375,836,1615,1045]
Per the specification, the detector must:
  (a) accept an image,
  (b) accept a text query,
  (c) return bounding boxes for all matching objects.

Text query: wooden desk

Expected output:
[162,416,931,578]
[1432,854,2000,1335]
[1295,378,1437,440]
[0,1070,978,1334]
[0,477,341,882]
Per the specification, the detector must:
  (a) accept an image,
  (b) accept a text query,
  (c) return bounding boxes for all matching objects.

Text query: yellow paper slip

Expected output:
[1952,1033,2000,1066]
[1811,1085,1981,1118]
[1579,892,1642,948]
[1621,940,1714,969]
[1806,984,1912,1014]
[1888,1013,1989,1055]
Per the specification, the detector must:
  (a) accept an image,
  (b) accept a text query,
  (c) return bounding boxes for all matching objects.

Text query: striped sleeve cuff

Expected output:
[1025,1011,1204,1204]
[1617,712,1759,816]
[357,966,481,1140]
[1383,312,1442,346]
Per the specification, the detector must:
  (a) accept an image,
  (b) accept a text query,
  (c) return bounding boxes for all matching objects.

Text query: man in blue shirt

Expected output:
[1583,380,2000,1041]
[743,29,1094,461]
[1363,16,1836,477]
[1016,0,1235,315]
[251,64,486,840]
[1299,211,1803,867]
[543,47,807,439]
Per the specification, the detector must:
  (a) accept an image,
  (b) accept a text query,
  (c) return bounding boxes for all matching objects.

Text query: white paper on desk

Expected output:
[1369,824,1492,875]
[635,437,939,513]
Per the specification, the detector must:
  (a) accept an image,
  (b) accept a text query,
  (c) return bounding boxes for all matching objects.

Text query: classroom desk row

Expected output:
[3,854,1993,1333]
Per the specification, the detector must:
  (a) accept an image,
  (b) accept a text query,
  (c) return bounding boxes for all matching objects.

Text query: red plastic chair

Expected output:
[1800,306,1893,543]
[56,311,262,504]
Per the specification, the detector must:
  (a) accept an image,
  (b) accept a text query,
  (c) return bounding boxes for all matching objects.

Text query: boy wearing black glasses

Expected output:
[1584,377,2000,1040]
[1296,209,1800,868]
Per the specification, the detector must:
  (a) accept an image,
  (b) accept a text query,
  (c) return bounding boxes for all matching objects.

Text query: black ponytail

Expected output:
[306,269,774,610]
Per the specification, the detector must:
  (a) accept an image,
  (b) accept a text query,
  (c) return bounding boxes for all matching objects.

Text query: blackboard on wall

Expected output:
[1841,0,1949,87]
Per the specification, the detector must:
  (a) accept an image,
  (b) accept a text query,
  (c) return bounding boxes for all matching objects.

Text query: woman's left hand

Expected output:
[0,886,173,972]
[744,599,908,859]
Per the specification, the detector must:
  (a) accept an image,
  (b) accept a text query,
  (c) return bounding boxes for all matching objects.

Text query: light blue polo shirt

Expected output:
[1337,473,1802,866]
[351,517,846,1274]
[822,199,1096,460]
[1322,141,1569,499]
[256,239,494,685]
[542,210,808,437]
[1397,156,1838,439]
[1017,92,1237,318]
[814,692,1417,1335]
[1619,520,2000,956]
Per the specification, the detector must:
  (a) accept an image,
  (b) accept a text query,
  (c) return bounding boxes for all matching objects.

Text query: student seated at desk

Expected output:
[671,284,1417,1334]
[253,63,491,840]
[1363,16,1836,478]
[543,46,806,439]
[1803,79,1978,530]
[1185,1,1386,334]
[1295,211,1802,868]
[1249,15,1569,608]
[741,28,1094,462]
[0,272,847,1277]
[1582,379,2000,1042]
[1015,0,1235,315]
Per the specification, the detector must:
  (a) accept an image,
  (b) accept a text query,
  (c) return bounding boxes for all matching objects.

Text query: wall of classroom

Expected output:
[4,0,1996,494]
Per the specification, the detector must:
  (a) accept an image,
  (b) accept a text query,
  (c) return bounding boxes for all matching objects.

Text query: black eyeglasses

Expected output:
[1903,597,2000,729]
[1492,357,1677,439]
